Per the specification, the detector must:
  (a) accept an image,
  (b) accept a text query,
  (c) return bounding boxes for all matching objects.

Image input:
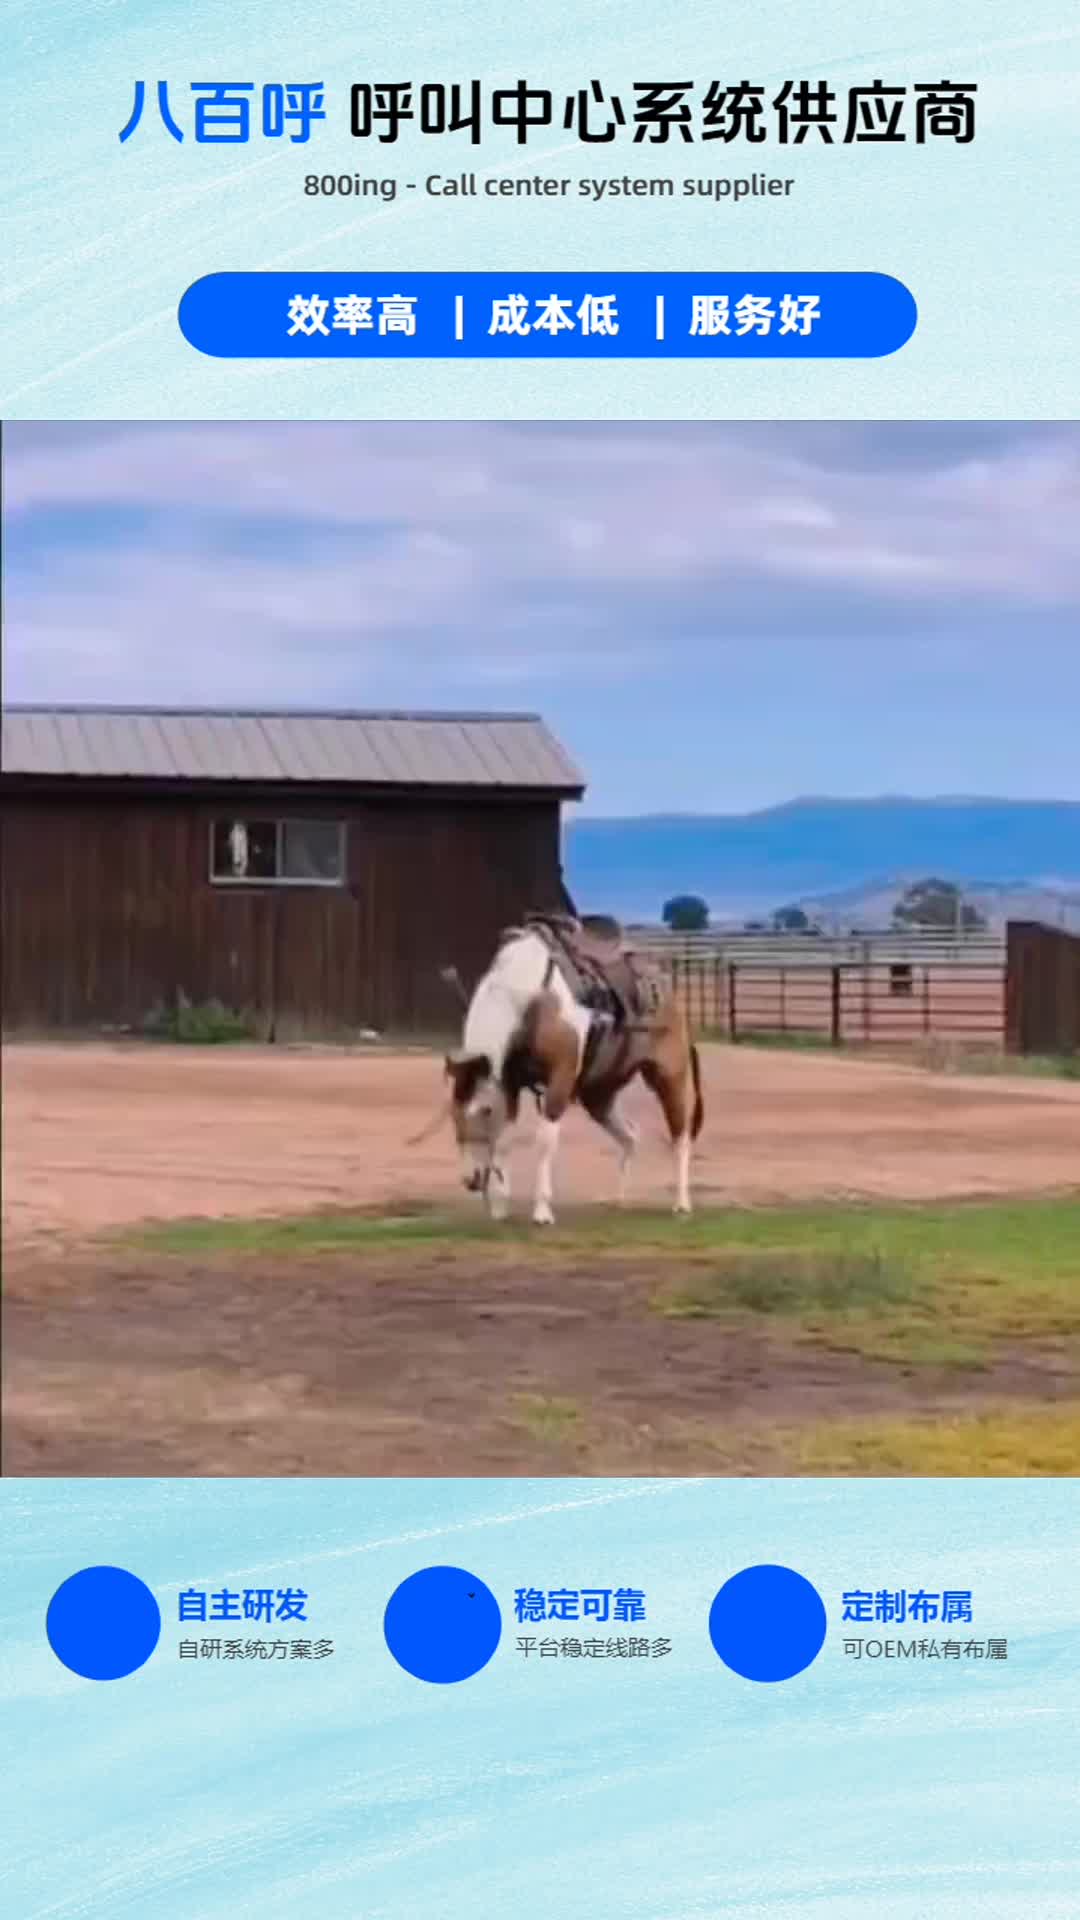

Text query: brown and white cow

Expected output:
[440,927,703,1224]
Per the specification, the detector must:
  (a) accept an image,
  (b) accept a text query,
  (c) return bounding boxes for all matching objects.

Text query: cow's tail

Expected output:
[689,1042,704,1139]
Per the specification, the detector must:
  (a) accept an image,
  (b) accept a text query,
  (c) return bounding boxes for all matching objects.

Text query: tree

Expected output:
[772,904,810,932]
[892,877,986,933]
[662,893,710,932]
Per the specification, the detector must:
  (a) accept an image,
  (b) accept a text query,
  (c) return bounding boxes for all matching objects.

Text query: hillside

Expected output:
[563,797,1080,925]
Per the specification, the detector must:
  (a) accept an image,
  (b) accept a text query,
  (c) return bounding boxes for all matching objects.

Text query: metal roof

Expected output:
[0,706,585,794]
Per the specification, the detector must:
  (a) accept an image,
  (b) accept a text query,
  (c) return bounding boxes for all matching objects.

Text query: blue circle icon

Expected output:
[46,1566,162,1681]
[708,1564,826,1682]
[384,1565,501,1683]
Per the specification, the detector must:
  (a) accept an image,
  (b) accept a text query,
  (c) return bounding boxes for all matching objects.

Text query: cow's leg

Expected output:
[582,1093,639,1204]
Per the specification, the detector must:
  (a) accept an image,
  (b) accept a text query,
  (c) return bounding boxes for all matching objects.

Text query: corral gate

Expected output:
[637,922,1079,1056]
[633,928,1007,1048]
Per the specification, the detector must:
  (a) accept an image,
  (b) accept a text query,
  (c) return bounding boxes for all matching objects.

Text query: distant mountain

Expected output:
[563,797,1080,925]
[794,876,1080,933]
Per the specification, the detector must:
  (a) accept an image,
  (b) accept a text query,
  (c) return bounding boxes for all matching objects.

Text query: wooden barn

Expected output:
[0,705,584,1038]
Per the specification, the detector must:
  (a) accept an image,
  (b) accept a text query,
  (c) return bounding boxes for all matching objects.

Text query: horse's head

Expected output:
[444,1049,506,1189]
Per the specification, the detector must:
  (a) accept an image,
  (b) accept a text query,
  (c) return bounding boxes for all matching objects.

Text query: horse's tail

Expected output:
[689,1042,704,1139]
[406,1094,453,1147]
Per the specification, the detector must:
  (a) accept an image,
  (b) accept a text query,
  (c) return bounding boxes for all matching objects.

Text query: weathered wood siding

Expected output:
[1,784,568,1035]
[1005,921,1080,1056]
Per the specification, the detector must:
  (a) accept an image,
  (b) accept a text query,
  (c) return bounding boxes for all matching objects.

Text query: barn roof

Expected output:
[1,705,585,796]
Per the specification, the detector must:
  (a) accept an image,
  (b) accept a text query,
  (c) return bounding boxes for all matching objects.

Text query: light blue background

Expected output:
[4,8,1078,1911]
[3,2,1078,417]
[3,1477,1078,1918]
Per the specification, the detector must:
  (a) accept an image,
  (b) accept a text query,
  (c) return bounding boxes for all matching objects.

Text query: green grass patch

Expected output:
[142,993,257,1044]
[646,1196,1080,1360]
[904,1039,1080,1080]
[494,1399,1080,1475]
[122,1192,1079,1263]
[794,1405,1080,1475]
[122,1207,505,1255]
[655,1248,918,1319]
[970,1051,1080,1081]
[120,1194,1080,1370]
[510,1393,585,1450]
[855,1335,991,1372]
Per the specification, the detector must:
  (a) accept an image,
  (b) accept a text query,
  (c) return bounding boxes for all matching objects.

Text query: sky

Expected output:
[4,421,1079,815]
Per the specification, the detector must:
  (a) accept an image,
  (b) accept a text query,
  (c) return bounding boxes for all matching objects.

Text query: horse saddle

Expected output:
[522,911,659,1026]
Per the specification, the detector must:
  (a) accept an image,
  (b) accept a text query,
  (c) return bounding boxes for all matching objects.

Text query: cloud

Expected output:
[8,420,1080,584]
[3,422,1079,727]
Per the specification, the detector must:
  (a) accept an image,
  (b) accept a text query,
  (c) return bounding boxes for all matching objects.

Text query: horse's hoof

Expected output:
[672,1203,692,1217]
[532,1204,555,1227]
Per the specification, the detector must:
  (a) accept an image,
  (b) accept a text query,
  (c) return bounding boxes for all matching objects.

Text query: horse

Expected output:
[438,925,703,1225]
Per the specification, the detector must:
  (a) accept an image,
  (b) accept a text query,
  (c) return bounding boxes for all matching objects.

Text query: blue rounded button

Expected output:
[47,1566,162,1680]
[384,1565,502,1683]
[709,1563,827,1682]
[180,271,916,359]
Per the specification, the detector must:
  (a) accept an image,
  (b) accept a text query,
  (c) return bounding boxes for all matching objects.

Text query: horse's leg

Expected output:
[672,1126,692,1216]
[480,1105,511,1221]
[486,1153,512,1221]
[532,1116,560,1226]
[531,1030,579,1227]
[640,1059,693,1216]
[582,1092,639,1204]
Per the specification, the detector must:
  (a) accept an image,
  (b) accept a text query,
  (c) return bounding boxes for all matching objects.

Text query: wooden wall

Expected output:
[1005,920,1080,1057]
[1,783,569,1035]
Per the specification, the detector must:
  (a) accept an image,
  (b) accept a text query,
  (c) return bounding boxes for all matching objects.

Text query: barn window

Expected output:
[889,962,914,997]
[210,818,345,886]
[281,819,343,882]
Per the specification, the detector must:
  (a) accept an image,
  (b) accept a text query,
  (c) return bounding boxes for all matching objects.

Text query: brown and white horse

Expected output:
[441,927,703,1224]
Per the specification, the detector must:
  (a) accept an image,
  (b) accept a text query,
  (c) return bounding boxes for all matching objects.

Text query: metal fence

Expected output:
[631,930,1008,1048]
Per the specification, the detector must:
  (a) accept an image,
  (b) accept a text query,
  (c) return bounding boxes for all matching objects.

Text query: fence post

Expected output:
[728,962,738,1042]
[922,966,931,1036]
[830,965,842,1046]
[1004,922,1023,1053]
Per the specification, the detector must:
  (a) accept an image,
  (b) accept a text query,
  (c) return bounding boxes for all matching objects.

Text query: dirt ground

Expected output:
[6,1239,1077,1477]
[5,1040,1079,1238]
[4,1042,1079,1475]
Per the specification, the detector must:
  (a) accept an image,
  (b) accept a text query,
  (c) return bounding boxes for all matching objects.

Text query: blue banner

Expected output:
[178,270,916,358]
